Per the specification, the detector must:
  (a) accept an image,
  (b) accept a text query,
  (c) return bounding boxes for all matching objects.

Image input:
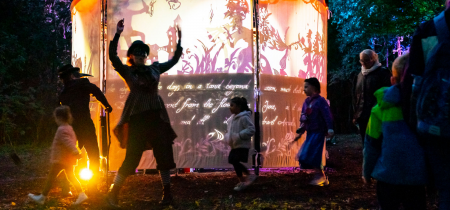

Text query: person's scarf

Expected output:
[361,62,381,76]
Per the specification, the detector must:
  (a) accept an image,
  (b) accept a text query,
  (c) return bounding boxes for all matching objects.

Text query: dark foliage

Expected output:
[327,0,446,133]
[0,0,72,145]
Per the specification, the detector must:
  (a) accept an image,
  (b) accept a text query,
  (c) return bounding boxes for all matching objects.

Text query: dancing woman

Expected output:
[107,19,182,207]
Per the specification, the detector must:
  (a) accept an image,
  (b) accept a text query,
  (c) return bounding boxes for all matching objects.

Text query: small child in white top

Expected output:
[225,97,256,191]
[28,106,88,205]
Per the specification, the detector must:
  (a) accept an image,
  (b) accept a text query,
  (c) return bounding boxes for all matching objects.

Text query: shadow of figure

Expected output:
[188,0,252,74]
[117,0,149,56]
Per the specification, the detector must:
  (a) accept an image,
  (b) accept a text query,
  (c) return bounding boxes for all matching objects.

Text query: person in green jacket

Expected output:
[363,53,427,210]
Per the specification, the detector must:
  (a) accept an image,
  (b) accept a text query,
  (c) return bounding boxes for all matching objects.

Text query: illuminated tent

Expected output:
[71,0,329,171]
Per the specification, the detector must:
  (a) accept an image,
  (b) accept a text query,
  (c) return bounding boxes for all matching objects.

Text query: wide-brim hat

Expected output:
[80,73,93,77]
[58,64,80,76]
[127,40,150,57]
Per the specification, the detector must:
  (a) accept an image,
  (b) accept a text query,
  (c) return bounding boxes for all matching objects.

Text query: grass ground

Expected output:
[0,134,438,209]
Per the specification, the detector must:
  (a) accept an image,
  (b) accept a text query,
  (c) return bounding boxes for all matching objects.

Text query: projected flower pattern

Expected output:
[263,132,296,157]
[177,0,253,74]
[258,5,326,81]
[302,0,327,14]
[174,129,231,157]
[123,0,325,81]
[136,0,324,158]
[166,0,181,10]
[105,0,327,162]
[146,0,156,17]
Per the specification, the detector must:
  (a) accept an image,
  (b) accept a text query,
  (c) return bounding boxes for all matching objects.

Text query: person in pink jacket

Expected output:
[28,106,88,205]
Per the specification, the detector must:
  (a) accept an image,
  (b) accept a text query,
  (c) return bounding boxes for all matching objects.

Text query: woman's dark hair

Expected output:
[304,77,321,93]
[231,97,252,113]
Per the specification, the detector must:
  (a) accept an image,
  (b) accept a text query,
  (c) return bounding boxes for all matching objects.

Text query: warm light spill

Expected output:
[79,168,93,181]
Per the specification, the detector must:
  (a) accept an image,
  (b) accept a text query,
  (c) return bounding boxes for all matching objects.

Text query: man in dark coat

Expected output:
[353,49,391,145]
[401,2,450,208]
[58,64,112,194]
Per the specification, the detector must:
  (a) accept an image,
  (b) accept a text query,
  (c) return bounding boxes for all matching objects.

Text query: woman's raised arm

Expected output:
[109,19,126,72]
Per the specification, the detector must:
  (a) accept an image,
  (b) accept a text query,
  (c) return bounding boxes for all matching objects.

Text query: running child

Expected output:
[225,97,256,191]
[292,77,334,186]
[28,106,87,205]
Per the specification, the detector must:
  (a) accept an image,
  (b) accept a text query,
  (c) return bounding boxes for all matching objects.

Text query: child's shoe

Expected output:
[246,174,257,185]
[28,193,46,205]
[309,174,329,186]
[233,182,247,191]
[72,192,88,205]
[325,177,330,186]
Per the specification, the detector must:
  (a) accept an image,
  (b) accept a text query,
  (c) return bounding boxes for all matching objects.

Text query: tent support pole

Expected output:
[100,0,110,191]
[253,0,261,176]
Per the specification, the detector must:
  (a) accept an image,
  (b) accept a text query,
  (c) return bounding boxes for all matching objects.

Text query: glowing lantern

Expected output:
[80,168,93,181]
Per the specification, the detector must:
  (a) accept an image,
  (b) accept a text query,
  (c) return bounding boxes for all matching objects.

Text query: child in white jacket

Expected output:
[225,97,256,191]
[28,106,87,205]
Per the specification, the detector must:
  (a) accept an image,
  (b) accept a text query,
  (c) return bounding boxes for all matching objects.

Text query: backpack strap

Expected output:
[433,11,450,42]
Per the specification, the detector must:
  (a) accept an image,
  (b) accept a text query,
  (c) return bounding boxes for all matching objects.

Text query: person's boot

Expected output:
[61,184,73,197]
[60,178,73,197]
[105,184,121,209]
[159,184,173,205]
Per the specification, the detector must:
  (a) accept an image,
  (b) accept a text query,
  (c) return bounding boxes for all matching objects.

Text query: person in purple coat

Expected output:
[292,77,334,186]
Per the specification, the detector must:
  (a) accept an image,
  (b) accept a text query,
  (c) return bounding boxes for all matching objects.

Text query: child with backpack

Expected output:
[363,53,427,209]
[225,97,256,191]
[292,77,334,186]
[28,106,88,205]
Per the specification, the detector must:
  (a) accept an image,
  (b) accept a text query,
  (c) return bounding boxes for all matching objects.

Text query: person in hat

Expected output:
[58,64,112,195]
[106,18,182,207]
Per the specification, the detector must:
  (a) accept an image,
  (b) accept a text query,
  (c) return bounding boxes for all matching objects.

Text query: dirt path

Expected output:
[0,134,437,209]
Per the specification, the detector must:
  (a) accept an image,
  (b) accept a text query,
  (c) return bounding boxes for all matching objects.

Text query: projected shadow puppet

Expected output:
[118,0,148,56]
[166,0,181,10]
[146,0,157,17]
